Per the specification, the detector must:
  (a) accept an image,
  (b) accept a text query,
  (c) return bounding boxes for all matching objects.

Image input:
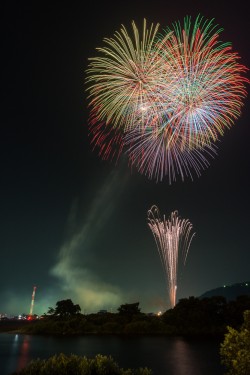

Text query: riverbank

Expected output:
[0,320,32,333]
[0,319,225,341]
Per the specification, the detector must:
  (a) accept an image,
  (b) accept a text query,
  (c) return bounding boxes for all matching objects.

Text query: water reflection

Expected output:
[6,334,19,374]
[0,333,223,375]
[168,338,198,375]
[166,337,221,375]
[5,334,31,374]
[17,335,30,371]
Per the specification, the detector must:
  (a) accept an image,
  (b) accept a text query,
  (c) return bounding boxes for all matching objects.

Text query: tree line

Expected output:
[19,295,250,337]
[12,296,250,375]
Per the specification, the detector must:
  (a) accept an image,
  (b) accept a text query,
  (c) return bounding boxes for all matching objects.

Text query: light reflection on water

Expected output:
[17,335,30,371]
[167,338,206,375]
[4,334,31,375]
[0,333,224,375]
[168,338,196,374]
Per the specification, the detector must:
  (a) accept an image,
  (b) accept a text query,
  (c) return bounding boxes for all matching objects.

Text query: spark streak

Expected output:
[147,205,195,308]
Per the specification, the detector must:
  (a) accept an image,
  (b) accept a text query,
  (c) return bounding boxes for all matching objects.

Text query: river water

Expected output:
[0,333,225,375]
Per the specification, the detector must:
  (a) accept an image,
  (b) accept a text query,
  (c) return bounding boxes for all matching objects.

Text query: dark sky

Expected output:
[1,0,250,316]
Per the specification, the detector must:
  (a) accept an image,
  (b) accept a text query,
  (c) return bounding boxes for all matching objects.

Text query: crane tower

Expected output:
[29,286,37,316]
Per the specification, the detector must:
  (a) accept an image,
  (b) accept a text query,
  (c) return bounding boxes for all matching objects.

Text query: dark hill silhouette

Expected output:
[199,281,250,300]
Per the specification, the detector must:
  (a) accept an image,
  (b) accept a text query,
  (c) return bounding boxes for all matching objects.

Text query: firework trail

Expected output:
[85,19,171,132]
[155,14,249,148]
[88,116,124,163]
[85,16,249,183]
[147,205,195,308]
[124,126,218,183]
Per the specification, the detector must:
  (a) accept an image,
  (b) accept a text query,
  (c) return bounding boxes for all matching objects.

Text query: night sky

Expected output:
[1,0,250,316]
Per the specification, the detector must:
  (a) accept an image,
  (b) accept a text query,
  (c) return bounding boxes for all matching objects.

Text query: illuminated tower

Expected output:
[29,286,37,316]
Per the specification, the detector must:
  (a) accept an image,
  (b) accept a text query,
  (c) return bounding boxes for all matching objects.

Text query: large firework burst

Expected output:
[156,14,249,148]
[85,16,249,183]
[85,19,171,132]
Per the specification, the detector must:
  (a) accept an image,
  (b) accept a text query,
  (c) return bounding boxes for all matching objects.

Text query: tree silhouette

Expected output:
[48,299,81,317]
[117,302,141,315]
